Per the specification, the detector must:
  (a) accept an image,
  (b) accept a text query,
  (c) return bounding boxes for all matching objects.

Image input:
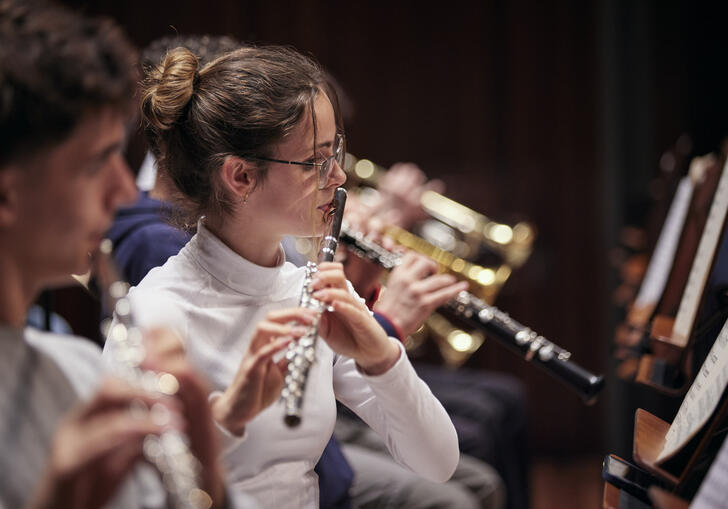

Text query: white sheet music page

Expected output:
[634,177,694,308]
[657,318,728,462]
[690,435,728,508]
[673,159,728,347]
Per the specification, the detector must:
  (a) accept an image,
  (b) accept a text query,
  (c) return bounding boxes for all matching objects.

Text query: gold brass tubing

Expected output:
[344,154,536,268]
[383,224,506,304]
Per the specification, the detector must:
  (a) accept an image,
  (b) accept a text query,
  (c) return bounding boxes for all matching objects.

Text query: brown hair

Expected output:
[0,0,138,166]
[141,44,340,226]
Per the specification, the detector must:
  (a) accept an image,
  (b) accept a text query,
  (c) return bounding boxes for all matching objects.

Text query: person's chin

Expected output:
[71,247,95,277]
[312,220,329,237]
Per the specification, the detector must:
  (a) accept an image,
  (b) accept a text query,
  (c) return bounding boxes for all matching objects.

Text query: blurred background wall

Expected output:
[59,0,728,462]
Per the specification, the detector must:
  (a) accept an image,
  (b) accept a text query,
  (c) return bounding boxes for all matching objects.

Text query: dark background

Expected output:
[59,0,728,459]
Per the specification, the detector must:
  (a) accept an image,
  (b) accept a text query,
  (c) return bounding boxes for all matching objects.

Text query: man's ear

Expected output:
[219,156,257,200]
[0,167,20,227]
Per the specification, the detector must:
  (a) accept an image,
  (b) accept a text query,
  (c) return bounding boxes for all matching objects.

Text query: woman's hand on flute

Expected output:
[210,308,316,435]
[312,262,401,375]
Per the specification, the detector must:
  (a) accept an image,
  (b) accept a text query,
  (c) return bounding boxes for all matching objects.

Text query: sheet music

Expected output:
[657,318,728,462]
[634,177,694,308]
[690,435,728,508]
[673,159,728,347]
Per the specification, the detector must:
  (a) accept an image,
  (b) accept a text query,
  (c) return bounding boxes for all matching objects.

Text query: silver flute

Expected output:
[95,240,212,509]
[282,187,348,427]
[338,226,605,403]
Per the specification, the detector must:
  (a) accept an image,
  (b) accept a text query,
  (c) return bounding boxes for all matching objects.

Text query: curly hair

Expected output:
[141,34,243,70]
[0,0,138,166]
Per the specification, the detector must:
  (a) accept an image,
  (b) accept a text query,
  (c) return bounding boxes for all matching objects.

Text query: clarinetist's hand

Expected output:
[340,193,401,300]
[312,262,401,375]
[210,308,317,435]
[27,378,168,509]
[374,252,469,337]
[377,163,445,229]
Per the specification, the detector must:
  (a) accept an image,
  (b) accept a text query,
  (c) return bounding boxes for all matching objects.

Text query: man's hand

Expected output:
[28,378,167,509]
[374,253,468,338]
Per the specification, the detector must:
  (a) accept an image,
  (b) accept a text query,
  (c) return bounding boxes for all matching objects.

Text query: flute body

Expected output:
[97,240,211,509]
[339,227,604,403]
[282,188,348,427]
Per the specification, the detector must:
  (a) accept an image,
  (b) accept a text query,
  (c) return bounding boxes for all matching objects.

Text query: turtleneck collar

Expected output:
[185,220,297,298]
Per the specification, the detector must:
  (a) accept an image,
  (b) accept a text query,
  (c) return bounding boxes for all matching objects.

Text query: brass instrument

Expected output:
[383,224,511,304]
[342,154,536,366]
[344,154,536,268]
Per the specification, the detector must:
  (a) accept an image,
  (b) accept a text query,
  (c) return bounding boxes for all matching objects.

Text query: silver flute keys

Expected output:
[282,188,348,427]
[97,240,211,509]
[281,262,330,427]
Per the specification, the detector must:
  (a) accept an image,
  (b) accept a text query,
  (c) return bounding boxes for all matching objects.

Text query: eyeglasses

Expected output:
[247,133,345,190]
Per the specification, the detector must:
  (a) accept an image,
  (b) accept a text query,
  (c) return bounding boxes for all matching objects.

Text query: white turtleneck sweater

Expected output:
[106,222,459,508]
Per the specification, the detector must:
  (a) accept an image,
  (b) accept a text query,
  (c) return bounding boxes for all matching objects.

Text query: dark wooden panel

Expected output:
[57,0,728,457]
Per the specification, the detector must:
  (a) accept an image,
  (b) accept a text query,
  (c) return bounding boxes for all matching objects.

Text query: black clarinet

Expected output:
[339,227,604,403]
[282,188,348,427]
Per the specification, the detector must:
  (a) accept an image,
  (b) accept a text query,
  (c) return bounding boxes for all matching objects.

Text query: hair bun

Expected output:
[141,47,199,131]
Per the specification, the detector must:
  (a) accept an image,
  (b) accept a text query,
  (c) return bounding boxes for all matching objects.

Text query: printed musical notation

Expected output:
[657,320,728,462]
[635,177,694,308]
[673,159,728,347]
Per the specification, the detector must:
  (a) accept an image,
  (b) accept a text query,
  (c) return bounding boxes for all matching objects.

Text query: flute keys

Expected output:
[143,435,163,460]
[304,348,315,362]
[157,373,180,395]
[189,488,213,509]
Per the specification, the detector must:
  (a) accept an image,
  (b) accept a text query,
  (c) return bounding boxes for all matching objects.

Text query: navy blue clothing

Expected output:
[106,192,191,287]
[315,438,354,509]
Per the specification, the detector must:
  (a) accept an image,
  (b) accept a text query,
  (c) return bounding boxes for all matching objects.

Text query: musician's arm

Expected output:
[332,343,459,483]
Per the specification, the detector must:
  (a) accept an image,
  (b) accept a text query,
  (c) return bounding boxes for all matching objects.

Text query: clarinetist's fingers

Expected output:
[422,276,468,311]
[418,279,470,308]
[401,252,438,278]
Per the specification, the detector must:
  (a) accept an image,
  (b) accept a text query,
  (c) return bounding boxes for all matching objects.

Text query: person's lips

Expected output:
[317,195,336,215]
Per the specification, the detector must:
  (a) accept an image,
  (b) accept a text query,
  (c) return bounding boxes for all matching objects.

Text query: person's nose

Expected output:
[106,153,138,212]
